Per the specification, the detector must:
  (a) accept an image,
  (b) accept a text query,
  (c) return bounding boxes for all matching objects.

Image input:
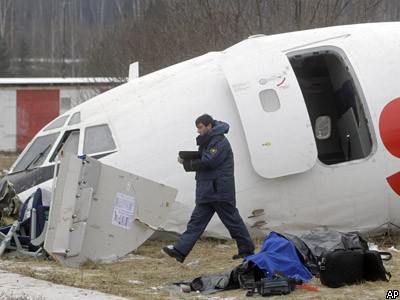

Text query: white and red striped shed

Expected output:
[0,78,121,152]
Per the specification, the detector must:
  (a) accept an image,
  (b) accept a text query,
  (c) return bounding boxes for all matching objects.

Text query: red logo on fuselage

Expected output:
[379,97,400,195]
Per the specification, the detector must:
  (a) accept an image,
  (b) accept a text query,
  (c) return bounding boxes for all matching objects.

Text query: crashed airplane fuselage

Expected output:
[2,22,400,242]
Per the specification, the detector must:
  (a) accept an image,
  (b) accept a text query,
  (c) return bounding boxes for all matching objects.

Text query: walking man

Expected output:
[162,114,255,263]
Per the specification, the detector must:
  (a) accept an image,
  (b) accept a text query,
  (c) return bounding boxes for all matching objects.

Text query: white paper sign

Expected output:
[112,192,136,229]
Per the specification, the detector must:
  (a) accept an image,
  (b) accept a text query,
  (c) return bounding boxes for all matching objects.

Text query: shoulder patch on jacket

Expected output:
[210,147,218,155]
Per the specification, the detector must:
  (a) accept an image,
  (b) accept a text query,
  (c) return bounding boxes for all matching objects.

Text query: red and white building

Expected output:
[0,78,121,152]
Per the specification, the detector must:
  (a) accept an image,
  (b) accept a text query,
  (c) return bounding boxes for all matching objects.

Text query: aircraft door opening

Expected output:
[223,49,318,178]
[288,48,373,165]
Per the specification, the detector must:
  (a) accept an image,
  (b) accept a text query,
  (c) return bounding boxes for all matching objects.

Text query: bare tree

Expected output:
[0,0,399,78]
[0,0,12,38]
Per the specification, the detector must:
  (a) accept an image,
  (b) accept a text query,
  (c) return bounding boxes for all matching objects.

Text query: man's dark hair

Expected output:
[195,114,215,127]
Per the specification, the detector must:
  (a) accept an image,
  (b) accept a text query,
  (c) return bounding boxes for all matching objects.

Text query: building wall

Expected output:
[0,90,17,152]
[0,85,104,152]
[60,88,99,114]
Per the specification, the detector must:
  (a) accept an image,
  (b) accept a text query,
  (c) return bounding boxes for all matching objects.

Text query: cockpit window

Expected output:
[83,124,116,154]
[68,112,81,125]
[62,131,80,154]
[13,133,59,172]
[50,130,80,162]
[43,115,69,131]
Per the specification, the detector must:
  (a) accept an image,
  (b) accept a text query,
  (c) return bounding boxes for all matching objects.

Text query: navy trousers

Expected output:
[174,201,255,256]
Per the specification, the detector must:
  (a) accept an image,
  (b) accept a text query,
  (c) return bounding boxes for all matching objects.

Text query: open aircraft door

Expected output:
[222,48,317,178]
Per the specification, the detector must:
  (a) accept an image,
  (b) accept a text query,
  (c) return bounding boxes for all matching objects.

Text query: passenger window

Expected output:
[315,116,331,140]
[259,89,281,112]
[83,124,116,154]
[13,133,59,172]
[50,130,80,162]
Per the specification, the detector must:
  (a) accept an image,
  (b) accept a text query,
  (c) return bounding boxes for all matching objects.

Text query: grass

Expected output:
[0,235,398,300]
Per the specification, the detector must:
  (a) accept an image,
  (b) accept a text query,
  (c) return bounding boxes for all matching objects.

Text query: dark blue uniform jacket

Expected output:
[183,121,235,204]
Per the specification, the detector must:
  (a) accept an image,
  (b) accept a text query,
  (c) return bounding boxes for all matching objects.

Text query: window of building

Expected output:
[60,97,71,114]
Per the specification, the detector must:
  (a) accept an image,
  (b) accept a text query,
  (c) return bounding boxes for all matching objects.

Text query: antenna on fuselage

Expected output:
[128,62,139,81]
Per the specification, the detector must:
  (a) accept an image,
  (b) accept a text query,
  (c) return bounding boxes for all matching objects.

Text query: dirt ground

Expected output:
[0,237,398,300]
[0,152,399,300]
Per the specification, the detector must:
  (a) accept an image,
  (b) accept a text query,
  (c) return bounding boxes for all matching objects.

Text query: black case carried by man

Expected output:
[178,151,201,159]
[363,250,391,282]
[319,250,365,288]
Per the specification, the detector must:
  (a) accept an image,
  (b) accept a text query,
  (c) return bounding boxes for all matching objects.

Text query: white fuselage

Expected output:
[8,22,400,238]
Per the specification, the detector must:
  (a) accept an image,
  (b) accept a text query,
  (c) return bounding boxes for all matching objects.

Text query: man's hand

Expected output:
[177,156,184,164]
